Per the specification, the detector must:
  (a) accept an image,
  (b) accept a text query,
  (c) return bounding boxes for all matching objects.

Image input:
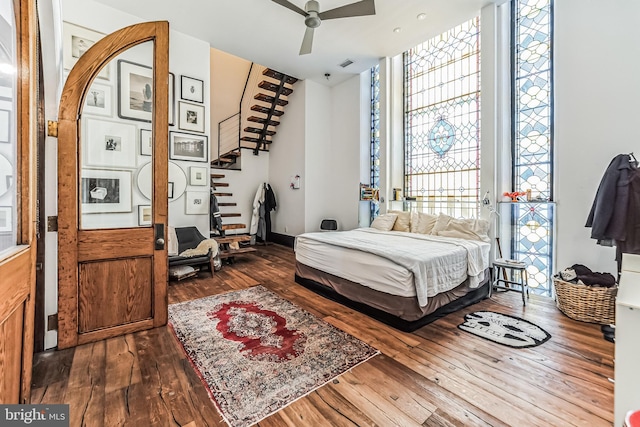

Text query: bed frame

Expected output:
[295,262,490,332]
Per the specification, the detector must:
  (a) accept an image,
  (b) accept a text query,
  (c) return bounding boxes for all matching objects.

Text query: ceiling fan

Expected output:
[271,0,376,55]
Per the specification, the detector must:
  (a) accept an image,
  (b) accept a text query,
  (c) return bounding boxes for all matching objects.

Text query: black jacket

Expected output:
[585,154,636,241]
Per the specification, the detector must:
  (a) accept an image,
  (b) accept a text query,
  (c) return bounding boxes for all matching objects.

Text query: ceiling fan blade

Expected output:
[299,27,314,55]
[271,0,307,16]
[318,0,375,20]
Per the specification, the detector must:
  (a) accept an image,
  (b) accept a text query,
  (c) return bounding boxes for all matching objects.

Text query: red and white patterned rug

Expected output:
[168,285,379,427]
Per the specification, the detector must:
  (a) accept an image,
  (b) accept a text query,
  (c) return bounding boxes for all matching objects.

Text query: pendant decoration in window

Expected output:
[428,117,456,158]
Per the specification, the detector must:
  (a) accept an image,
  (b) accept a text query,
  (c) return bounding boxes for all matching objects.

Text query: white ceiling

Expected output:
[95,0,496,86]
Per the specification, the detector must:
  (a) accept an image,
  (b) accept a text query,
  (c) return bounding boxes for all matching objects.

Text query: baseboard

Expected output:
[269,232,295,248]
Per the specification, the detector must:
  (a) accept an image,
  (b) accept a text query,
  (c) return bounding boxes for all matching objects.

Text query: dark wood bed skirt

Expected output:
[295,262,490,332]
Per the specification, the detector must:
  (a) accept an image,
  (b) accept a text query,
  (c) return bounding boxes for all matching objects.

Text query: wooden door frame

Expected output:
[57,22,169,349]
[0,0,37,403]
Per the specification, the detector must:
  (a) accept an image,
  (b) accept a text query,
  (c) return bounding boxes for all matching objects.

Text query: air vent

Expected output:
[339,59,354,68]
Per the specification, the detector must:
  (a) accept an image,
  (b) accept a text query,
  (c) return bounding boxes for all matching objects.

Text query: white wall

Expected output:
[554,0,640,274]
[269,81,306,236]
[39,0,212,349]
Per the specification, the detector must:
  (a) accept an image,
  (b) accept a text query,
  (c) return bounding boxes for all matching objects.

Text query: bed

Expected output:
[294,211,492,332]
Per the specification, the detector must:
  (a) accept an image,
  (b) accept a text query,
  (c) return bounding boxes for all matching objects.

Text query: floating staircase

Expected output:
[210,173,256,261]
[213,66,298,168]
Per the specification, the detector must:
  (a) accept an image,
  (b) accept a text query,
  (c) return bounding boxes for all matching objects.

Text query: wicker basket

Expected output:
[553,278,617,324]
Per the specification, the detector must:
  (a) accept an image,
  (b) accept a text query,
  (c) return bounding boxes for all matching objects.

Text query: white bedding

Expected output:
[295,228,490,307]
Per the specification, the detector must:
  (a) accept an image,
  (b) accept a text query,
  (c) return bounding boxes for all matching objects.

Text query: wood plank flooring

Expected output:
[31,244,614,426]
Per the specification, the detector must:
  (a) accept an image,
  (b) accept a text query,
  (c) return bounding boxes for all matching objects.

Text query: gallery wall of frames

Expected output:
[62,20,211,231]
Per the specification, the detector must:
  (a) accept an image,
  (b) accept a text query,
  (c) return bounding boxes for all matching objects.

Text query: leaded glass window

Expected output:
[404,18,481,218]
[512,0,554,295]
[370,64,380,219]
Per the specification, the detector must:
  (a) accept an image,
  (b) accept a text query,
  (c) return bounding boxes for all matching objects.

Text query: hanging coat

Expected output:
[264,184,277,238]
[210,187,224,236]
[250,183,265,235]
[585,154,636,241]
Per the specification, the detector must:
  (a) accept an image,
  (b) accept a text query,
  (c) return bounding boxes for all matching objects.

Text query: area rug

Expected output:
[458,311,551,348]
[168,285,379,427]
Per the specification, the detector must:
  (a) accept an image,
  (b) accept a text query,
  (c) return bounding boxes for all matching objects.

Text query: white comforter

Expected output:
[295,228,490,307]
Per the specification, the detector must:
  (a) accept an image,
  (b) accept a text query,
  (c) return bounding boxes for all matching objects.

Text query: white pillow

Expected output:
[410,212,438,234]
[430,213,454,235]
[389,210,411,232]
[370,213,398,231]
[436,217,491,242]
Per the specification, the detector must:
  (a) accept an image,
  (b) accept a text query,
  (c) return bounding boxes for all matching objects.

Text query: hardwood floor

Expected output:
[31,244,614,426]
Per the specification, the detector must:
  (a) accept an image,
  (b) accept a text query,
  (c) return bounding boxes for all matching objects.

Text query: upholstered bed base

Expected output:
[295,261,490,332]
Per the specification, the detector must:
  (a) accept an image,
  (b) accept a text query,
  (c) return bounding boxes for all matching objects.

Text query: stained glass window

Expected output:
[370,64,380,220]
[404,18,481,218]
[512,0,554,295]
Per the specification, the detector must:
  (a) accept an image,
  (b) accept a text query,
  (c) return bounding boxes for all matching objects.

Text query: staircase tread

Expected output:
[221,151,242,157]
[244,127,276,136]
[220,213,241,217]
[211,235,252,243]
[217,202,237,206]
[221,223,247,230]
[251,105,284,116]
[212,182,229,187]
[214,192,233,197]
[263,68,298,84]
[258,81,294,96]
[240,137,272,144]
[247,116,280,126]
[211,174,225,178]
[255,93,288,106]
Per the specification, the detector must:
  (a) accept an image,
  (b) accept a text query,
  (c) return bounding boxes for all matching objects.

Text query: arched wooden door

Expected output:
[57,22,169,349]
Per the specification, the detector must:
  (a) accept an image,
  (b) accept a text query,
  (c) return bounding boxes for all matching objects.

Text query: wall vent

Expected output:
[339,59,354,68]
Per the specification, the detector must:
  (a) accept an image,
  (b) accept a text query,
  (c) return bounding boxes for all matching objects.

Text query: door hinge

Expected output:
[47,120,58,137]
[47,313,58,331]
[47,216,58,232]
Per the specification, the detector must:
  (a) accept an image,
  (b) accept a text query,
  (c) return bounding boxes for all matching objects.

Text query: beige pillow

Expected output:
[436,217,491,242]
[370,213,398,231]
[430,213,454,234]
[389,210,411,232]
[410,212,438,234]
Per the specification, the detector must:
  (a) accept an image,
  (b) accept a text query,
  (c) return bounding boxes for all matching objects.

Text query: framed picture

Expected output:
[0,109,9,142]
[84,118,136,168]
[80,169,132,214]
[185,190,209,215]
[117,60,175,124]
[63,22,110,81]
[178,101,205,133]
[138,205,152,226]
[189,166,208,186]
[84,83,112,116]
[169,132,208,162]
[140,129,152,156]
[168,182,174,199]
[180,75,204,103]
[0,207,11,232]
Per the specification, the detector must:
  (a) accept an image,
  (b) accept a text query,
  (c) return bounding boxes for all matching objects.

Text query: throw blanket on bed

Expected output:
[295,228,490,307]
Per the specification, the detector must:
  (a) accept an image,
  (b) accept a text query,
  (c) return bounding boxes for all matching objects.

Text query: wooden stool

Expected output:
[491,259,529,305]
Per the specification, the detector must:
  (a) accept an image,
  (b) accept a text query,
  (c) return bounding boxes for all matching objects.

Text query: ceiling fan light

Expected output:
[305,13,322,28]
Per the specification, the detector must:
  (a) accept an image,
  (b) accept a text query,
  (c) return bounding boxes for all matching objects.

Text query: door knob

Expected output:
[156,238,165,246]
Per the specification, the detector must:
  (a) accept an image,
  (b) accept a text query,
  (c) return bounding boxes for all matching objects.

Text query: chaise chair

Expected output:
[168,226,218,278]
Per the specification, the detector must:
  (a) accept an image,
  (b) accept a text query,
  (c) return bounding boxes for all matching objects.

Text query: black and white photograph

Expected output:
[63,22,110,80]
[0,154,13,198]
[80,169,132,213]
[84,118,136,168]
[84,83,112,117]
[185,190,209,215]
[138,205,152,226]
[0,206,11,232]
[178,101,205,133]
[118,60,153,122]
[169,132,208,162]
[180,75,204,103]
[168,182,175,199]
[105,135,121,151]
[189,166,208,186]
[140,129,152,156]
